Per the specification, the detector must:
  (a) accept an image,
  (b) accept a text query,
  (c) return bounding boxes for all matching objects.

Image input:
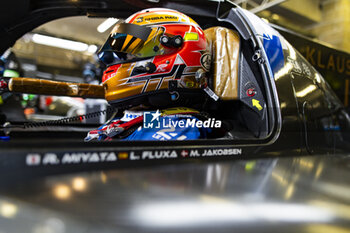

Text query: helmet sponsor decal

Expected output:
[127,63,193,93]
[200,53,212,71]
[156,64,168,72]
[134,14,180,25]
[136,17,144,23]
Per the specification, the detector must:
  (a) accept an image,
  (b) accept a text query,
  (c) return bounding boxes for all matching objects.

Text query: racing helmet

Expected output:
[99,8,211,108]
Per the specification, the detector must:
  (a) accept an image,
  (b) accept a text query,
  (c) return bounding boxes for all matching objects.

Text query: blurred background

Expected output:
[236,0,350,53]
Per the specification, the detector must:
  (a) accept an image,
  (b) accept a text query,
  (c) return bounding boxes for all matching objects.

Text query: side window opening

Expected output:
[203,21,272,141]
[1,12,278,144]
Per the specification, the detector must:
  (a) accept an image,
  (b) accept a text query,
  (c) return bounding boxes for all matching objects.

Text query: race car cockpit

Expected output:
[0,2,284,147]
[82,8,270,141]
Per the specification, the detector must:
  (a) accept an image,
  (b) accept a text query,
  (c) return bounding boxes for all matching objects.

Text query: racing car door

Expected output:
[214,2,283,147]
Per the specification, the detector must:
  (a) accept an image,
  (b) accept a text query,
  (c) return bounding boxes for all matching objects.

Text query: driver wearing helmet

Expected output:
[85,8,225,141]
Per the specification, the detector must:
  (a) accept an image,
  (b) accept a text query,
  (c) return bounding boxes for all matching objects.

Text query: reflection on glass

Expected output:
[53,185,71,200]
[284,184,295,200]
[0,202,18,219]
[100,172,108,184]
[296,85,317,98]
[72,177,87,192]
[132,200,334,227]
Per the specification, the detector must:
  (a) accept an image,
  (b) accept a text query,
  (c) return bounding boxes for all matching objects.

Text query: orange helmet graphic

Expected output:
[99,8,211,108]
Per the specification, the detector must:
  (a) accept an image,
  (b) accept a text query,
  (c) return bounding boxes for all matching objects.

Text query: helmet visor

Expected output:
[98,23,173,65]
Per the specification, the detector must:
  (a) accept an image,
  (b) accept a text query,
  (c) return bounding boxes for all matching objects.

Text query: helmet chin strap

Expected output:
[168,80,180,101]
[195,69,219,101]
[166,69,219,102]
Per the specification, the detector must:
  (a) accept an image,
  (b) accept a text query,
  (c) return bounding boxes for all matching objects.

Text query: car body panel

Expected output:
[0,1,350,232]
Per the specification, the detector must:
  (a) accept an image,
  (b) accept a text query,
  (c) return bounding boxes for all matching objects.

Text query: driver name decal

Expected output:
[25,148,242,167]
[26,152,117,166]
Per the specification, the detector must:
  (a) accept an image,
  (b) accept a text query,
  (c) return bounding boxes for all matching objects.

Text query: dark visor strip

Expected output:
[117,23,153,41]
